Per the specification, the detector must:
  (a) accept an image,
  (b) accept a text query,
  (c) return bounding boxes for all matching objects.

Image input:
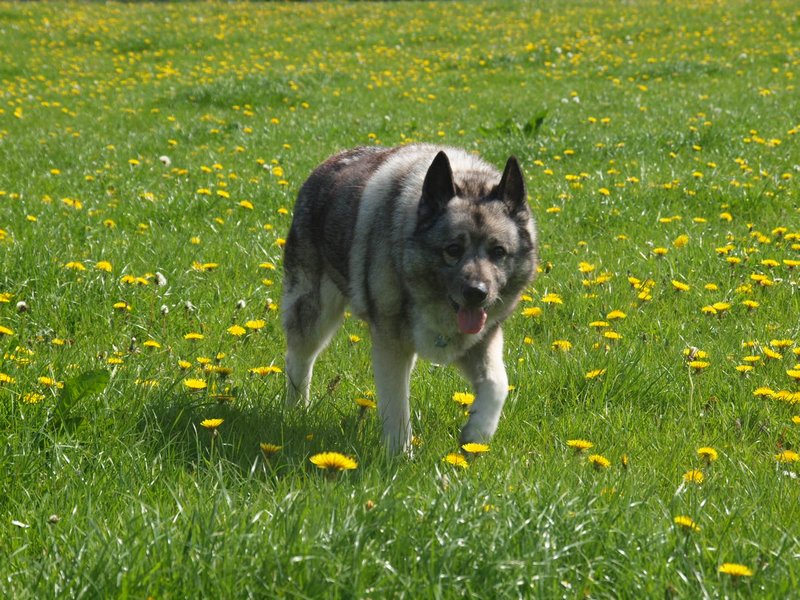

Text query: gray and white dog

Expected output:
[281,144,538,454]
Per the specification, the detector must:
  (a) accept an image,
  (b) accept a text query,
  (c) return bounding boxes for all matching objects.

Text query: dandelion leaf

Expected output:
[51,369,110,431]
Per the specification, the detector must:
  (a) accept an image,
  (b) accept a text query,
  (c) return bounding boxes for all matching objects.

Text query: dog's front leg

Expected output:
[371,331,416,455]
[457,326,509,445]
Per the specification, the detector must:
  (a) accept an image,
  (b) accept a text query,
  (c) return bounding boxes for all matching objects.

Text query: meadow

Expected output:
[1,0,799,597]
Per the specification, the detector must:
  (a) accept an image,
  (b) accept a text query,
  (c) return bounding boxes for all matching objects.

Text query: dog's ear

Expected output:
[497,156,528,215]
[419,151,456,224]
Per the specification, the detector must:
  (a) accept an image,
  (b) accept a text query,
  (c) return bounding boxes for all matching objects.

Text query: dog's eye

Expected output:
[444,244,463,260]
[489,245,507,260]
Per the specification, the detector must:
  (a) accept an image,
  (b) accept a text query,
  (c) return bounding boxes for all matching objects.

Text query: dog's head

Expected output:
[405,151,538,335]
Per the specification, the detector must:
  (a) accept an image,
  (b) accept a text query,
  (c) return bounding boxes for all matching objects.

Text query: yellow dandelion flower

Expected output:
[310,452,358,471]
[588,454,611,469]
[585,369,606,379]
[355,397,377,409]
[542,293,563,305]
[0,325,14,336]
[603,331,622,340]
[606,310,626,320]
[589,321,610,328]
[697,447,718,462]
[184,332,204,340]
[753,387,775,398]
[775,450,799,463]
[688,361,710,370]
[742,300,760,310]
[787,370,800,381]
[227,325,246,336]
[653,247,669,256]
[23,392,45,404]
[64,261,86,271]
[683,469,704,484]
[444,453,469,469]
[0,372,16,384]
[249,365,283,376]
[143,340,161,349]
[567,439,593,452]
[259,443,282,456]
[673,515,701,532]
[522,306,542,317]
[96,261,113,273]
[672,234,689,248]
[552,339,572,351]
[184,378,207,391]
[461,443,490,454]
[200,418,223,429]
[718,563,753,578]
[764,348,783,360]
[711,302,731,312]
[452,391,475,406]
[178,360,192,369]
[245,319,265,330]
[671,280,690,291]
[736,365,754,373]
[348,334,361,343]
[38,376,63,389]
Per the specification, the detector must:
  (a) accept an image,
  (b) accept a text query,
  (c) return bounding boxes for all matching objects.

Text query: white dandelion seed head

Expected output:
[236,299,246,309]
[159,155,172,167]
[16,300,29,313]
[155,272,167,286]
[184,301,196,312]
[160,304,169,315]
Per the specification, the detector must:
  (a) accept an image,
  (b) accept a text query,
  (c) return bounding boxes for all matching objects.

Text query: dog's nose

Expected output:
[462,282,488,306]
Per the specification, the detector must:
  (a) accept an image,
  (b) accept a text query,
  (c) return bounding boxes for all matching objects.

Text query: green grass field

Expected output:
[2,0,799,597]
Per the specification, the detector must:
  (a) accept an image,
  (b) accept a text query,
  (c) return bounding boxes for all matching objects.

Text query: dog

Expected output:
[281,144,538,454]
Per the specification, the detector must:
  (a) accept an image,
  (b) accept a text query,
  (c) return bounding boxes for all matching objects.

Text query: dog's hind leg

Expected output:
[282,271,346,406]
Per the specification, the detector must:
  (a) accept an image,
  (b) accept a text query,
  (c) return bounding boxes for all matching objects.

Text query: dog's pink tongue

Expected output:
[457,307,487,334]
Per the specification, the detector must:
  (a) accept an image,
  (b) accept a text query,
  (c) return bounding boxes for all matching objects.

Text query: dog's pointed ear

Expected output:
[497,156,528,214]
[419,151,456,224]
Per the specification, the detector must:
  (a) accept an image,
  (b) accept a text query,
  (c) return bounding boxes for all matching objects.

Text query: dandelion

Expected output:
[683,469,704,484]
[64,261,86,271]
[143,340,161,349]
[606,310,626,320]
[245,319,265,330]
[542,293,563,305]
[259,443,282,456]
[0,372,16,384]
[310,452,358,471]
[184,378,207,391]
[567,439,593,452]
[792,416,800,425]
[653,247,669,256]
[444,453,469,469]
[200,418,223,430]
[552,339,572,351]
[673,515,701,532]
[96,261,113,273]
[461,442,489,454]
[718,563,753,578]
[348,334,361,343]
[184,332,204,341]
[522,306,542,317]
[688,361,710,370]
[585,369,606,379]
[588,454,611,469]
[671,280,690,291]
[775,450,799,463]
[23,392,45,404]
[452,392,475,406]
[356,398,378,410]
[227,325,246,336]
[786,369,800,381]
[0,325,14,336]
[697,447,718,463]
[250,365,282,376]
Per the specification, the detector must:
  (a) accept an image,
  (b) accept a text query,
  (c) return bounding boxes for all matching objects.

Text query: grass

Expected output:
[1,0,799,596]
